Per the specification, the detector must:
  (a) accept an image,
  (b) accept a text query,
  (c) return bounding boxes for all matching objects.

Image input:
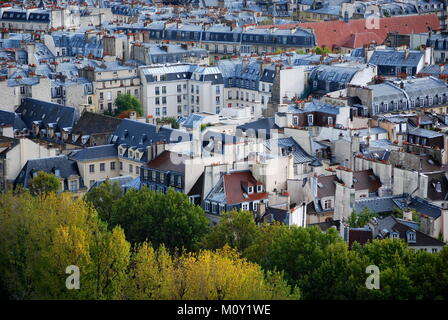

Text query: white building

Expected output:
[139,64,225,119]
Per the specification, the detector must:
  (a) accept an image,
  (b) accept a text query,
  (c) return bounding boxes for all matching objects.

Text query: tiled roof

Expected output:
[145,150,189,174]
[342,32,384,49]
[257,14,440,49]
[223,171,268,205]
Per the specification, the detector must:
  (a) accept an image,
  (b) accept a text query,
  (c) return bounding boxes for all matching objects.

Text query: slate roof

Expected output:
[375,215,445,247]
[14,155,82,189]
[110,119,192,147]
[316,175,338,198]
[0,110,27,131]
[369,49,423,67]
[408,127,444,139]
[264,137,316,164]
[68,144,118,162]
[15,98,78,132]
[309,65,359,83]
[71,112,122,135]
[236,117,279,139]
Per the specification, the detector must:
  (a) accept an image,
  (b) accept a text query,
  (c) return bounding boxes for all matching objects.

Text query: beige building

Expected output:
[78,62,140,113]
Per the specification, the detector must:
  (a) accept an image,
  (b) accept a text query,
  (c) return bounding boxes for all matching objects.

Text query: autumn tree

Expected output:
[27,171,61,196]
[125,244,299,300]
[0,191,130,299]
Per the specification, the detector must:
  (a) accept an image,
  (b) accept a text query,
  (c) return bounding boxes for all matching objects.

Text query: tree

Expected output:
[200,210,258,252]
[125,244,298,300]
[84,179,124,224]
[110,187,210,251]
[27,171,60,196]
[156,117,180,129]
[0,191,131,299]
[114,93,143,117]
[314,46,330,55]
[347,207,377,228]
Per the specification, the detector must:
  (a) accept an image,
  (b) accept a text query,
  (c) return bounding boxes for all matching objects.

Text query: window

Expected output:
[156,108,160,116]
[69,180,78,192]
[155,87,160,95]
[152,170,156,181]
[242,203,249,211]
[162,97,167,104]
[119,161,123,170]
[160,173,165,183]
[323,199,332,209]
[177,84,182,92]
[129,164,133,173]
[212,203,217,213]
[253,201,259,211]
[257,185,263,192]
[100,163,105,172]
[432,248,438,253]
[155,97,160,105]
[110,161,116,170]
[205,201,210,212]
[307,114,314,126]
[248,186,253,194]
[162,86,166,94]
[89,164,95,173]
[328,117,333,126]
[293,116,299,126]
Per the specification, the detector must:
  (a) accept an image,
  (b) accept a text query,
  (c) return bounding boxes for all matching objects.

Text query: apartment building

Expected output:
[140,64,224,118]
[78,61,140,113]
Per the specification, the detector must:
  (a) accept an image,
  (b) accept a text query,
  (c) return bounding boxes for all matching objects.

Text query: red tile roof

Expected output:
[223,171,268,204]
[342,32,384,49]
[257,14,440,49]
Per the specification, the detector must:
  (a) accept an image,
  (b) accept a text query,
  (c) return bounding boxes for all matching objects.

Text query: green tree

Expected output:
[348,207,377,228]
[27,171,61,196]
[84,179,124,224]
[156,117,180,129]
[314,46,331,55]
[110,187,209,251]
[114,93,143,116]
[200,210,258,252]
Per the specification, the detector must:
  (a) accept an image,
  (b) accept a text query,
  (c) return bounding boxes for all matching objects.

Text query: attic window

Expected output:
[434,181,442,193]
[248,186,253,194]
[257,185,262,192]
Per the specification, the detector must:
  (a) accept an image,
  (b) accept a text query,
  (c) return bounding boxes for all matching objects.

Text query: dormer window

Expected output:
[391,232,399,239]
[257,185,263,192]
[248,186,253,194]
[406,230,416,243]
[129,151,134,158]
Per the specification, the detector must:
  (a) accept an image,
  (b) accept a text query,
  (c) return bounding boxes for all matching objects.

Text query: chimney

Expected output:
[404,48,410,60]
